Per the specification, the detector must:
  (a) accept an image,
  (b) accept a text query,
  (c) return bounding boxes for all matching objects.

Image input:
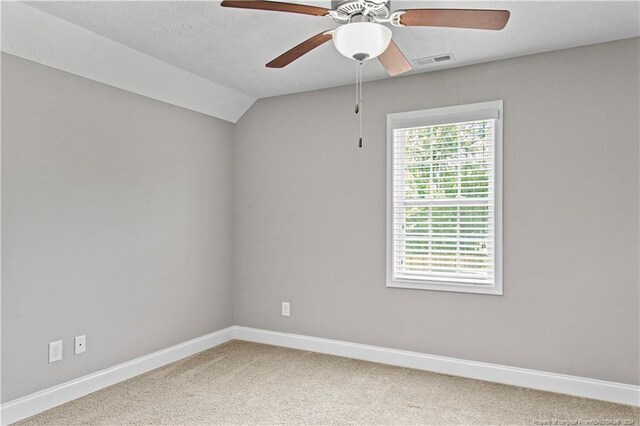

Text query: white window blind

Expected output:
[387,101,502,294]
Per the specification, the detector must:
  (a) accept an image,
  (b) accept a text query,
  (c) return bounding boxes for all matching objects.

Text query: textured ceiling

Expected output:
[26,1,640,99]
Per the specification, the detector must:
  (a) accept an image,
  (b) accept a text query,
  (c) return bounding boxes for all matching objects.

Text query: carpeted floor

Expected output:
[18,340,640,425]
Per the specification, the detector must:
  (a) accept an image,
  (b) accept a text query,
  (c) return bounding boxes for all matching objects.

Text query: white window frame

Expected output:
[386,100,503,295]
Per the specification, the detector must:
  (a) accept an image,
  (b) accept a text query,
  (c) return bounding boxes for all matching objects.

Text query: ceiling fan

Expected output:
[220,0,511,76]
[221,0,510,148]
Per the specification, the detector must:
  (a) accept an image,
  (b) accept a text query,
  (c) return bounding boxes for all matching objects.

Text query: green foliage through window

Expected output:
[393,119,495,283]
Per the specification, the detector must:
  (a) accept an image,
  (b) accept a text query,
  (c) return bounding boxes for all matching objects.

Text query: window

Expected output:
[386,101,503,295]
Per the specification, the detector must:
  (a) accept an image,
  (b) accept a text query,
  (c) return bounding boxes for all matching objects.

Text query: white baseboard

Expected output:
[233,326,640,407]
[0,327,234,426]
[3,325,637,425]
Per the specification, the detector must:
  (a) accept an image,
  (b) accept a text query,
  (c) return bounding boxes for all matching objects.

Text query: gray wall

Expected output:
[1,53,234,402]
[3,37,639,403]
[234,38,640,385]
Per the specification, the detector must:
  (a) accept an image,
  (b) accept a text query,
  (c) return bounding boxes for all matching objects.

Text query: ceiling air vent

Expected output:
[413,53,455,67]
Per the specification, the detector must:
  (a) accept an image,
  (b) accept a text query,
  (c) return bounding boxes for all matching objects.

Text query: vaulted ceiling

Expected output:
[24,1,640,99]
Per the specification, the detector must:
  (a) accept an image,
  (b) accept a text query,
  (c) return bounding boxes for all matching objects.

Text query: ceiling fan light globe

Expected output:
[332,22,392,61]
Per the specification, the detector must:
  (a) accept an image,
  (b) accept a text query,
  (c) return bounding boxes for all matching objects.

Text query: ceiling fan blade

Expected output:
[399,9,510,30]
[221,1,328,16]
[266,31,333,68]
[378,40,412,76]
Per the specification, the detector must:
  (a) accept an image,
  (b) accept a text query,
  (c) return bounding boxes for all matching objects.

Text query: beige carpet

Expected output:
[18,340,640,425]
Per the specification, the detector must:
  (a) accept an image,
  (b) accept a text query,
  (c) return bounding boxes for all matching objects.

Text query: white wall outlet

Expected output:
[75,335,86,355]
[282,302,290,317]
[49,340,63,363]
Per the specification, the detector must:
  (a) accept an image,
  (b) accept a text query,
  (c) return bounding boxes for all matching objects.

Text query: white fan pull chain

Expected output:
[355,62,359,114]
[355,60,363,148]
[359,61,363,148]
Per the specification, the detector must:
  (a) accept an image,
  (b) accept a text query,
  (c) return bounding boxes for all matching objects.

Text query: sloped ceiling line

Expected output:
[0,2,256,123]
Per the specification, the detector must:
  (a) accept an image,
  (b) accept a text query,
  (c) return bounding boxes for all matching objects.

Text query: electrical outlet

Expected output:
[282,302,290,317]
[75,335,86,355]
[49,340,63,363]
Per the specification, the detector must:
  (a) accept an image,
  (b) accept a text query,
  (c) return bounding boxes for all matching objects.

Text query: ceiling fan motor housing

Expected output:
[330,0,391,23]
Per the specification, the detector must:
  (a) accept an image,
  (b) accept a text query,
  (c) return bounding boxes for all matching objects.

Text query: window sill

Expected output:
[387,279,503,295]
